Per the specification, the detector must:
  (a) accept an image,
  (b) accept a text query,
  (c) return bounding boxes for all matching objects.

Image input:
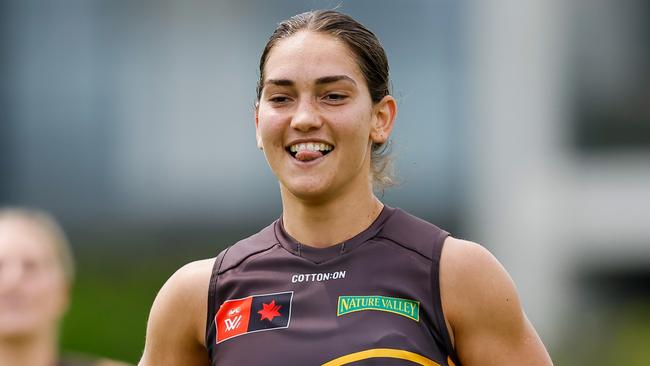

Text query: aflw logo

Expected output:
[224,315,242,331]
[216,291,293,343]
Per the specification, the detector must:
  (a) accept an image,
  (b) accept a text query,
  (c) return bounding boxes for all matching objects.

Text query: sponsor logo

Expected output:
[337,295,420,322]
[291,270,346,283]
[216,291,293,343]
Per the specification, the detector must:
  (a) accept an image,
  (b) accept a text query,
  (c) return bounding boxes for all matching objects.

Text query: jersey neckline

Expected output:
[273,205,397,264]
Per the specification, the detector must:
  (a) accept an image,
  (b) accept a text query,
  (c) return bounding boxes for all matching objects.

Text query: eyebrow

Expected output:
[315,75,357,86]
[264,75,357,87]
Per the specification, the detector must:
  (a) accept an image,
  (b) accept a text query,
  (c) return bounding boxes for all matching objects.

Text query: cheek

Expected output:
[0,276,68,323]
[331,110,373,150]
[258,110,286,148]
[34,277,68,316]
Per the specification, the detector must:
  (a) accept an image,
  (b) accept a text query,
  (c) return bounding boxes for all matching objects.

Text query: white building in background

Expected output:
[465,0,650,349]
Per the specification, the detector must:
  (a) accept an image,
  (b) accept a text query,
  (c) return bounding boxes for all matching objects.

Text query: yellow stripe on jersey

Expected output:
[322,348,441,366]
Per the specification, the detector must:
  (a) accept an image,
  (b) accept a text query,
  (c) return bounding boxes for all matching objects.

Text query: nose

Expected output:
[290,97,322,132]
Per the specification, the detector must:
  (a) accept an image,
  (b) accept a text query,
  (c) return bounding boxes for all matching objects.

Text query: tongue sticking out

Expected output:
[295,150,324,162]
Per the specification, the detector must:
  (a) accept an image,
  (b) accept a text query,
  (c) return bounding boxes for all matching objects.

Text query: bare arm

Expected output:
[139,259,215,366]
[440,238,553,366]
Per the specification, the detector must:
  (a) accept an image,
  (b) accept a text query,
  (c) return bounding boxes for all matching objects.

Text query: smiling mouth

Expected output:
[286,142,334,162]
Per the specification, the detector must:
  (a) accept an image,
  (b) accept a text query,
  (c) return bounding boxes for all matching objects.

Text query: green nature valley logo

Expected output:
[337,295,420,322]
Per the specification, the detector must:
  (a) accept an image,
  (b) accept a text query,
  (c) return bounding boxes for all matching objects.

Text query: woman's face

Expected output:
[0,218,68,339]
[256,31,393,201]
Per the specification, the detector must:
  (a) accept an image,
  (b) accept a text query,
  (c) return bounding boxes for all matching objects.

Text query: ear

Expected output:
[255,104,263,150]
[370,95,397,144]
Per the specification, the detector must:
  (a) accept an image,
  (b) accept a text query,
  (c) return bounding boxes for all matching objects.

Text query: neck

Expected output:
[280,180,384,248]
[0,330,58,366]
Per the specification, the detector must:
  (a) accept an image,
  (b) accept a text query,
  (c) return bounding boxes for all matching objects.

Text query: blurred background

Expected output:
[1,0,648,364]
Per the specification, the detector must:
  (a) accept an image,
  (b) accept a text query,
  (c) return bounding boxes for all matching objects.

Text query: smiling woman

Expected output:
[139,10,553,366]
[254,29,395,207]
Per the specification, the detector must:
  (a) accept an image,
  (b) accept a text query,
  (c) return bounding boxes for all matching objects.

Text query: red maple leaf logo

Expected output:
[258,300,282,322]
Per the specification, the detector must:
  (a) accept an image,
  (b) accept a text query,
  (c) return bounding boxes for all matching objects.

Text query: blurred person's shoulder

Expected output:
[59,352,134,366]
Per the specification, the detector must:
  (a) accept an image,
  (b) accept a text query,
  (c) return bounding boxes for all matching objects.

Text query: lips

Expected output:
[286,141,334,162]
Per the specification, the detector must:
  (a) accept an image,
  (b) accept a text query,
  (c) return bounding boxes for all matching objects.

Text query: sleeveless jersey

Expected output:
[205,206,461,366]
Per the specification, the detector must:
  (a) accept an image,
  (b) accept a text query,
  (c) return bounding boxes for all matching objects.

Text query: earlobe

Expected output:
[371,95,397,144]
[256,135,263,150]
[255,108,263,150]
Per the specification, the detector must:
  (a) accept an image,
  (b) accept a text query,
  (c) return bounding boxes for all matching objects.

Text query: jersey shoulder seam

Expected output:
[377,208,449,261]
[374,235,433,262]
[218,242,280,275]
[218,222,280,274]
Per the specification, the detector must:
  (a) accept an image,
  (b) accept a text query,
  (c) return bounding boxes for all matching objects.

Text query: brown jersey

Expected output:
[205,206,461,366]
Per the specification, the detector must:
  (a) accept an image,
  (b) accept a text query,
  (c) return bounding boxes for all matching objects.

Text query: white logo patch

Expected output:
[291,270,346,283]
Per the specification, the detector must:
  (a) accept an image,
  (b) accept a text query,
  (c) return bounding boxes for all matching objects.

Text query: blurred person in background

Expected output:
[0,208,130,366]
[140,10,552,366]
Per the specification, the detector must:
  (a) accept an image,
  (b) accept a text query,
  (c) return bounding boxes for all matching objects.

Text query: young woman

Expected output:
[139,10,553,366]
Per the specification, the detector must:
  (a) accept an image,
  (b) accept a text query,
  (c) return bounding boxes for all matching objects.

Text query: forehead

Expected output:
[0,218,56,260]
[263,31,364,83]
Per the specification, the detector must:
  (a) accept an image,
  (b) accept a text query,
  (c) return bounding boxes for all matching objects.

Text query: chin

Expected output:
[0,306,61,339]
[0,319,42,339]
[282,178,334,201]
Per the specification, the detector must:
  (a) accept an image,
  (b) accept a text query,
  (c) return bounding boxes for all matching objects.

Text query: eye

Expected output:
[268,95,292,104]
[323,93,348,103]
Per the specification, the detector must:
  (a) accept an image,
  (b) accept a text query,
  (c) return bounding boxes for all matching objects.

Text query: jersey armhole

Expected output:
[204,246,232,352]
[430,233,462,366]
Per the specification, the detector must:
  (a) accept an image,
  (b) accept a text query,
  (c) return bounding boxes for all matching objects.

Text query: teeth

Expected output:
[289,142,333,153]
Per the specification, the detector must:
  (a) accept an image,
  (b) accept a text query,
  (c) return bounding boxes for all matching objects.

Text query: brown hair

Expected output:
[256,10,397,190]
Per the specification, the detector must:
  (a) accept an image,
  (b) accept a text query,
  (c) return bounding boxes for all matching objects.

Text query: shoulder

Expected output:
[156,258,215,304]
[171,258,215,292]
[139,258,215,365]
[94,360,133,366]
[440,237,506,288]
[152,258,215,336]
[440,237,521,333]
[440,237,552,365]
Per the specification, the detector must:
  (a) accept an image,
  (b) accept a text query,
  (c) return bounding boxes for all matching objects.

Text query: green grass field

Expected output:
[59,233,231,363]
